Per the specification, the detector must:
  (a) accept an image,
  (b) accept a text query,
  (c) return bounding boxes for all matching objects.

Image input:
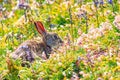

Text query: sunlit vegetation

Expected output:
[0,0,120,80]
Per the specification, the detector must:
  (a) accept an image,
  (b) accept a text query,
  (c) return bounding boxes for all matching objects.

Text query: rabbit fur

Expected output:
[10,21,63,63]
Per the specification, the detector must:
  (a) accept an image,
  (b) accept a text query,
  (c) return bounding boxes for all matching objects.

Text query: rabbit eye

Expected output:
[53,35,58,39]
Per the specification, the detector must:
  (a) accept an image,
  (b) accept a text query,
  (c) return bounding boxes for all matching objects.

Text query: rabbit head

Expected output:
[34,21,63,50]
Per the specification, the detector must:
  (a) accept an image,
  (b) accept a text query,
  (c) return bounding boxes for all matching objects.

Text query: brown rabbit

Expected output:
[9,21,63,63]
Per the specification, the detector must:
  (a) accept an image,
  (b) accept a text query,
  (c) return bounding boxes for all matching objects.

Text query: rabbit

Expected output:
[9,21,63,63]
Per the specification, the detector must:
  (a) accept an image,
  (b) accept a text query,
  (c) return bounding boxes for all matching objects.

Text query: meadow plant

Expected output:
[0,0,120,80]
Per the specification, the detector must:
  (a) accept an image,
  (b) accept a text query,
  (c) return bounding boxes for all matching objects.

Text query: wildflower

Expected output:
[79,71,89,78]
[105,10,111,15]
[58,62,62,66]
[78,29,82,36]
[75,56,81,67]
[77,36,83,45]
[113,15,120,30]
[77,0,83,4]
[76,9,86,18]
[93,0,99,7]
[100,22,112,31]
[119,0,120,4]
[66,33,71,46]
[76,9,88,32]
[17,0,30,10]
[99,0,104,5]
[108,0,113,4]
[80,4,87,12]
[46,0,54,4]
[97,77,103,80]
[71,72,79,80]
[62,71,66,76]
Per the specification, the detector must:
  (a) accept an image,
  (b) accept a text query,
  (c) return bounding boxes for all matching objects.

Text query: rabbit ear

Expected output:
[34,21,46,36]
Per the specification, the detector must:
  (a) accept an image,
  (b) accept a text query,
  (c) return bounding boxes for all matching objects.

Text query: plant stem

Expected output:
[85,12,88,33]
[1,20,4,35]
[100,3,104,17]
[93,0,99,27]
[68,7,75,51]
[24,9,27,22]
[95,6,99,27]
[111,3,115,14]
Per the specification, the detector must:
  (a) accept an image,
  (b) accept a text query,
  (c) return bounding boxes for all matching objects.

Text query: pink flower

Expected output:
[113,15,120,30]
[100,22,112,31]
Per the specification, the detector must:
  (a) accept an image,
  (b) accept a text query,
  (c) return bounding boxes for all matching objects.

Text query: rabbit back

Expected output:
[10,40,45,62]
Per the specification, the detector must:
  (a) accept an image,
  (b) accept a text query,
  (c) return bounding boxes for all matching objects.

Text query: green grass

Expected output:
[0,0,120,80]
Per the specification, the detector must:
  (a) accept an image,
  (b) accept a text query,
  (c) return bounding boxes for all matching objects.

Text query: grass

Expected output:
[0,0,120,80]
